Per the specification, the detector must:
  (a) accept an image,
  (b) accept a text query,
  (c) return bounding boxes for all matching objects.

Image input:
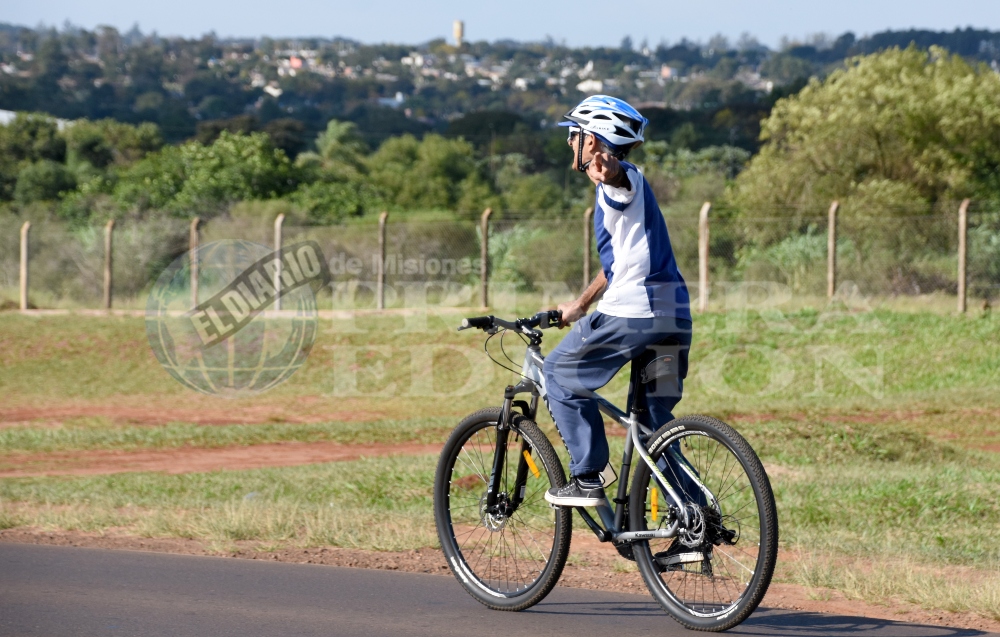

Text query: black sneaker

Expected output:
[544,478,607,507]
[654,540,711,572]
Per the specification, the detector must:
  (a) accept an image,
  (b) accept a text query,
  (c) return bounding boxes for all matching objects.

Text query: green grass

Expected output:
[0,455,439,551]
[1,309,999,414]
[0,418,453,455]
[2,309,1000,620]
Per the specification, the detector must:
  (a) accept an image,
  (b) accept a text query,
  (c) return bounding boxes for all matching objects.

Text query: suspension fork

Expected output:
[488,385,537,511]
[485,395,513,510]
[509,392,541,509]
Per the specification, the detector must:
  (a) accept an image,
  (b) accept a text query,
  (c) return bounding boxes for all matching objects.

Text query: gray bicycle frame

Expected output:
[508,340,712,544]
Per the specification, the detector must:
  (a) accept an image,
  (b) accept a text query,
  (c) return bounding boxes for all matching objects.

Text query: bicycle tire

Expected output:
[434,407,572,611]
[628,415,778,632]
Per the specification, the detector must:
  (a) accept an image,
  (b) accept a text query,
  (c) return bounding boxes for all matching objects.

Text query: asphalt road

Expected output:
[0,543,992,637]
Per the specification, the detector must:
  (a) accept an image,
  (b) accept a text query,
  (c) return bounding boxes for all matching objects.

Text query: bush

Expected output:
[292,181,382,224]
[14,160,77,203]
[112,131,297,216]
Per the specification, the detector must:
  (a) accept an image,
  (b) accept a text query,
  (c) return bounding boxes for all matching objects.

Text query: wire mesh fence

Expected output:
[2,201,998,312]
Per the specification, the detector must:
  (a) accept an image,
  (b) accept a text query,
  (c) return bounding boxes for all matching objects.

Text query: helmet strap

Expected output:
[576,131,589,173]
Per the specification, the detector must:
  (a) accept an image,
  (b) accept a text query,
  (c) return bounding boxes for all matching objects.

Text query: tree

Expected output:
[367,134,492,212]
[14,160,77,202]
[63,119,163,168]
[729,46,1000,217]
[112,131,296,215]
[0,113,67,199]
[314,120,367,164]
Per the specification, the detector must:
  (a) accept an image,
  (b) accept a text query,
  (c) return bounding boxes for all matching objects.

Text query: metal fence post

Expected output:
[583,207,593,289]
[827,201,839,299]
[377,211,388,310]
[273,213,285,311]
[958,199,970,314]
[19,221,30,311]
[103,219,115,310]
[189,217,200,309]
[480,208,492,308]
[697,202,711,313]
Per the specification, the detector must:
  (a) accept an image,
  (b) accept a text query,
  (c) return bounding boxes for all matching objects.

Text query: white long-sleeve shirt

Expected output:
[593,162,691,320]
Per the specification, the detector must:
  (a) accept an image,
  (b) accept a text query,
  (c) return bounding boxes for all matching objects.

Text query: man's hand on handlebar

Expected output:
[555,300,586,328]
[552,270,607,328]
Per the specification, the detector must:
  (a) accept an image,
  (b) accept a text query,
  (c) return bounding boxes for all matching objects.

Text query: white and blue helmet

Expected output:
[559,95,648,151]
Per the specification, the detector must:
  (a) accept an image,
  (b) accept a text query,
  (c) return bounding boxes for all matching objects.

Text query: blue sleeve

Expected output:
[594,192,615,284]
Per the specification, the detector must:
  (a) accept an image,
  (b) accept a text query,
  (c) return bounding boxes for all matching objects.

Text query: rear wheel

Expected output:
[629,415,778,632]
[434,408,571,610]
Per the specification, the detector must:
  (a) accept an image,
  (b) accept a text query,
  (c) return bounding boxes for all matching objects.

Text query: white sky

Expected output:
[4,0,998,48]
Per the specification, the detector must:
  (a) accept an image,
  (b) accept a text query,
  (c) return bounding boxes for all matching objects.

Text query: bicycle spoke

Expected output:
[644,429,767,618]
[443,417,560,597]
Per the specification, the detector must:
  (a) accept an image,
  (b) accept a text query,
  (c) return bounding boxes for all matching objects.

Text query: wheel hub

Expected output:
[479,493,513,532]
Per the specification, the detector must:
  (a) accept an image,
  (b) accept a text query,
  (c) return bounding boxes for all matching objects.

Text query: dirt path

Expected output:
[0,402,387,428]
[1,528,996,634]
[0,441,442,477]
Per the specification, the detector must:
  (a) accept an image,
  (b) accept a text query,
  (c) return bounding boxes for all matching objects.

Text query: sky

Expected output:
[3,0,999,48]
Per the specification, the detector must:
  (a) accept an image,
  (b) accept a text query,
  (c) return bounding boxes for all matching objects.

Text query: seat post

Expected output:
[625,358,646,416]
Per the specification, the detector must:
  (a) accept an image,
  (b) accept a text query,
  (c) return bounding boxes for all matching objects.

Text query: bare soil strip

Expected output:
[0,403,385,427]
[1,529,996,634]
[6,401,1000,430]
[0,441,442,477]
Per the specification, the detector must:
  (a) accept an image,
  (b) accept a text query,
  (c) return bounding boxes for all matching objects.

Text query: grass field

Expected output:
[1,306,999,619]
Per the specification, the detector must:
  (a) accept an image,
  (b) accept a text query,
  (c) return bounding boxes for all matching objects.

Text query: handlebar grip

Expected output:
[459,315,494,331]
[542,310,562,329]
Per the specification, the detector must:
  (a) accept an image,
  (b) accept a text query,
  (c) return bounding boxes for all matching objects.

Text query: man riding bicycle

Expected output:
[439,125,773,622]
[543,95,693,509]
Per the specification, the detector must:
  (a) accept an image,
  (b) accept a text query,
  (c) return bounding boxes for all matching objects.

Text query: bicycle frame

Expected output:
[495,339,710,545]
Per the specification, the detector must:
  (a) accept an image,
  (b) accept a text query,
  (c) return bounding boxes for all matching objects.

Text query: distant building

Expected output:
[377,92,406,108]
[576,79,603,93]
[453,20,464,47]
[660,65,678,80]
[0,109,70,129]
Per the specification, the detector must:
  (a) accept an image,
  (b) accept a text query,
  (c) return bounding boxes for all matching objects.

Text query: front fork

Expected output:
[485,390,537,513]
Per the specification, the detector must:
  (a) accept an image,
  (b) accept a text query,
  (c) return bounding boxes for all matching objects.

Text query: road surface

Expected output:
[0,543,990,637]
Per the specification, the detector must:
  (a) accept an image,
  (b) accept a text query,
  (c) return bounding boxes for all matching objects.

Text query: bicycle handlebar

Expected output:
[458,310,562,333]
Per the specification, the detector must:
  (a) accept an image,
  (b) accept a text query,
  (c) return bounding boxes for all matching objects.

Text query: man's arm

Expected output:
[587,153,631,190]
[556,270,607,328]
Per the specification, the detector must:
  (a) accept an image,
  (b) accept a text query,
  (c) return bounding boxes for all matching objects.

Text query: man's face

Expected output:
[567,130,598,171]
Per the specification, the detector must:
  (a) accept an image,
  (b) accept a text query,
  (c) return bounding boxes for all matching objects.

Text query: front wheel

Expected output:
[434,408,571,611]
[629,415,778,632]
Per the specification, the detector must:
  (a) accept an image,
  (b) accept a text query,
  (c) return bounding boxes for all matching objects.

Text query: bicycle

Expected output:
[433,311,778,632]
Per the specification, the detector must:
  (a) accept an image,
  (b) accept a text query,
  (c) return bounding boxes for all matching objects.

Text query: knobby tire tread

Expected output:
[629,414,778,632]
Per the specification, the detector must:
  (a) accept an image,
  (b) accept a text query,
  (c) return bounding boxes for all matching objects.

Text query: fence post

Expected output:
[827,201,839,299]
[697,202,711,313]
[958,198,970,314]
[480,208,492,309]
[189,217,200,309]
[19,221,30,311]
[377,211,388,310]
[583,207,593,289]
[273,213,285,311]
[103,219,115,310]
